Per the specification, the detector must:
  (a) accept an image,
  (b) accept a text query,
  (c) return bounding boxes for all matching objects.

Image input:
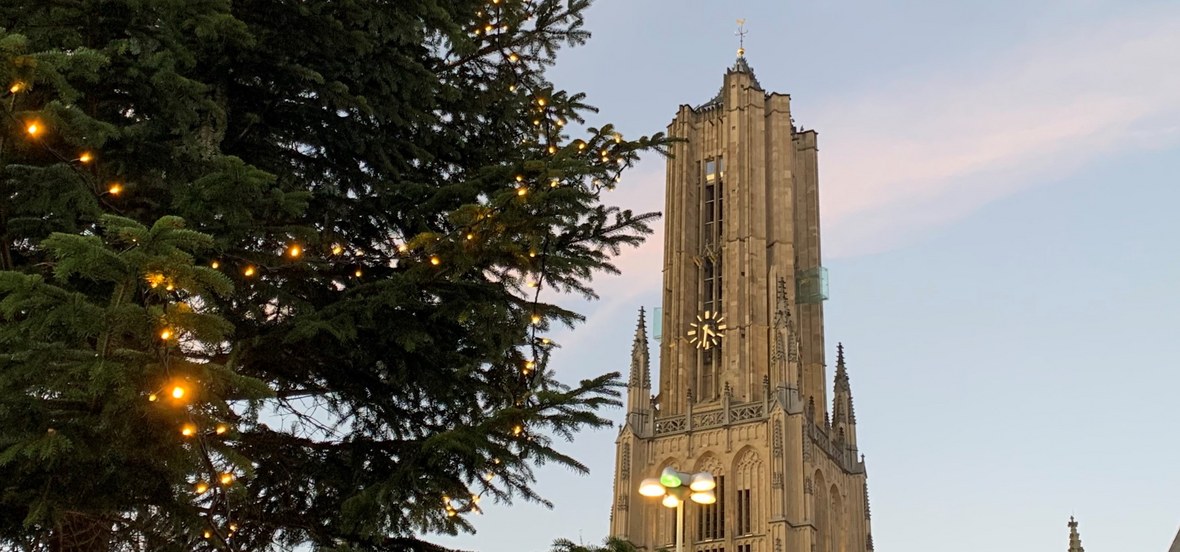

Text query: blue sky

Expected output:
[438,0,1180,550]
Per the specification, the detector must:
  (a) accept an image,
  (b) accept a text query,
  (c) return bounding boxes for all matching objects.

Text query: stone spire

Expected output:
[625,307,652,429]
[1068,516,1085,552]
[832,342,858,448]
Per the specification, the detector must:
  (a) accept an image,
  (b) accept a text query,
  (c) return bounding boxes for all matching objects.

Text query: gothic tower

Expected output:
[609,50,874,552]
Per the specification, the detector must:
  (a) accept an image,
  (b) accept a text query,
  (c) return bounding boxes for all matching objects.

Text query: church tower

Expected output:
[609,45,874,552]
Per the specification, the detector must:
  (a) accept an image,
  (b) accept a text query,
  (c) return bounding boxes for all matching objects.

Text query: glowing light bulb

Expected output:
[25,122,41,137]
[331,244,343,255]
[537,98,546,106]
[210,260,220,269]
[508,53,519,63]
[229,523,238,532]
[107,183,123,195]
[160,328,173,340]
[525,360,535,371]
[194,482,209,494]
[181,423,196,437]
[430,256,441,266]
[541,338,551,345]
[466,233,474,240]
[547,145,556,154]
[215,424,228,435]
[516,186,527,196]
[171,385,186,400]
[203,530,212,539]
[148,393,158,402]
[243,266,256,277]
[513,425,523,436]
[354,268,363,277]
[509,84,516,92]
[78,152,93,163]
[531,314,541,325]
[219,473,234,486]
[397,243,408,253]
[528,250,537,258]
[288,244,301,258]
[9,82,24,94]
[484,472,494,481]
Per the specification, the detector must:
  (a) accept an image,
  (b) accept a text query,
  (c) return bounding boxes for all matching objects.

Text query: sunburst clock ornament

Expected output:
[687,310,727,350]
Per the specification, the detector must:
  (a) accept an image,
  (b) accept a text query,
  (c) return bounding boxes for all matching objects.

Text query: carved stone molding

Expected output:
[773,419,783,458]
[620,443,631,480]
[804,475,814,495]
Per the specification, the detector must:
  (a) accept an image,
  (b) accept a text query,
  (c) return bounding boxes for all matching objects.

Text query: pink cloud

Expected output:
[812,6,1180,256]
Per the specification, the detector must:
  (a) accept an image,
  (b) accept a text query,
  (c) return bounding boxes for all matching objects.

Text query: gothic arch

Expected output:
[693,453,726,543]
[813,469,829,552]
[830,483,844,552]
[731,446,764,536]
[693,452,725,476]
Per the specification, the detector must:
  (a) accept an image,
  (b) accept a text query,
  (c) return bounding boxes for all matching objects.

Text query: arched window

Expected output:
[733,448,763,536]
[695,455,726,542]
[813,470,828,552]
[830,484,844,552]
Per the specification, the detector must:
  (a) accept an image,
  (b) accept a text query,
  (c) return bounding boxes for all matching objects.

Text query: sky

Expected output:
[437,0,1180,550]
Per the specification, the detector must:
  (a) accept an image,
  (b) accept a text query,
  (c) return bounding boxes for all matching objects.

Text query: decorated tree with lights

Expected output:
[0,0,666,550]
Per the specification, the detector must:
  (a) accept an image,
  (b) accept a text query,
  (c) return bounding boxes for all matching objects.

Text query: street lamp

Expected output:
[638,467,716,552]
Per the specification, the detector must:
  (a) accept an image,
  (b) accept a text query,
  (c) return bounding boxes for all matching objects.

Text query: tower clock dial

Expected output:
[687,310,727,349]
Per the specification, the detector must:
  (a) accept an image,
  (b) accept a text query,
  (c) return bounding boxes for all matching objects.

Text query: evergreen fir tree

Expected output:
[0,1,667,550]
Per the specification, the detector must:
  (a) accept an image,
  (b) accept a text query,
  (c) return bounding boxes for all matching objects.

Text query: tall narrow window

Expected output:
[696,475,726,540]
[736,488,752,535]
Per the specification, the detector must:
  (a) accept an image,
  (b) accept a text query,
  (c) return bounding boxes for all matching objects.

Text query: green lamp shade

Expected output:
[659,467,683,488]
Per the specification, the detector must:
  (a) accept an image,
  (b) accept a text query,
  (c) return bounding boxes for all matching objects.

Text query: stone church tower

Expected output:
[609,52,874,552]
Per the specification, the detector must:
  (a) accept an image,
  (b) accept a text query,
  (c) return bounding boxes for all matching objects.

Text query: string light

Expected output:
[77,152,94,164]
[397,243,408,253]
[148,393,158,402]
[331,244,344,255]
[354,268,363,277]
[25,121,41,137]
[210,260,220,269]
[430,256,441,266]
[513,425,523,436]
[9,82,24,94]
[194,482,209,494]
[531,314,541,325]
[508,53,519,63]
[243,266,256,277]
[181,423,196,437]
[107,183,123,195]
[516,186,527,196]
[203,530,213,539]
[287,244,302,258]
[215,424,228,435]
[466,233,474,240]
[170,385,186,400]
[160,328,173,340]
[219,472,234,486]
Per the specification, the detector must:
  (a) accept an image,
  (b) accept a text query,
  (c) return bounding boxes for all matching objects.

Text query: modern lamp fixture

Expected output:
[638,467,716,552]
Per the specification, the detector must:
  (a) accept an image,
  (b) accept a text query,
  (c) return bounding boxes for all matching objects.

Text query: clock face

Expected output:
[687,310,727,349]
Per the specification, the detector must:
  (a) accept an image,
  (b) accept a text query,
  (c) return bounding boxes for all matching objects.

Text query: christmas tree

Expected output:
[0,1,667,550]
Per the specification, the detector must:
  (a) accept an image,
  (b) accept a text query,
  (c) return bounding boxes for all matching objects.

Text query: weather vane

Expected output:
[736,18,748,58]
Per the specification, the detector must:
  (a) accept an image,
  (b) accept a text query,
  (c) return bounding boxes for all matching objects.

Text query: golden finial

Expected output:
[736,19,748,58]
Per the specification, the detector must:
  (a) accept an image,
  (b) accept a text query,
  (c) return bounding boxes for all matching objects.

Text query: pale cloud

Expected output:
[813,5,1180,257]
